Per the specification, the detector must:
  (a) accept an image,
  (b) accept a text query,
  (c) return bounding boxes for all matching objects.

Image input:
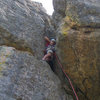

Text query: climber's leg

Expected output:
[47,60,55,72]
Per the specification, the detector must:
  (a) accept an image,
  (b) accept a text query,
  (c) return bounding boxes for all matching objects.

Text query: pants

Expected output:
[47,60,55,72]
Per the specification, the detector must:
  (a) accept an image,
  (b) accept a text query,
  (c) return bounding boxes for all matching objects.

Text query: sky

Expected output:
[31,0,54,15]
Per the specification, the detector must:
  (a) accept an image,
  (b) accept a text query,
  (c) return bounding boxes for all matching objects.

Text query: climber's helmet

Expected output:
[50,39,56,45]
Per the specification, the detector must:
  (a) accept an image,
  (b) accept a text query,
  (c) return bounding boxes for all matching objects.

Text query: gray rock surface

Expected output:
[53,0,100,27]
[0,46,73,100]
[0,0,53,59]
[0,0,73,100]
[65,0,100,27]
[52,0,66,27]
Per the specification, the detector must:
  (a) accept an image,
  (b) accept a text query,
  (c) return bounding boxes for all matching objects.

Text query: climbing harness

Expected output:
[54,53,79,100]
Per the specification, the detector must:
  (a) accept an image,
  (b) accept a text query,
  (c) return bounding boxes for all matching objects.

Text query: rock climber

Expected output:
[42,36,56,72]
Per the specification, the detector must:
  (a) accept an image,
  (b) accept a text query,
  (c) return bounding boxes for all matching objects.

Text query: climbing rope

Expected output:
[54,53,79,100]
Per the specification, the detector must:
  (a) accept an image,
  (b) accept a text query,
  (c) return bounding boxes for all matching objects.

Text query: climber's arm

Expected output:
[44,36,50,43]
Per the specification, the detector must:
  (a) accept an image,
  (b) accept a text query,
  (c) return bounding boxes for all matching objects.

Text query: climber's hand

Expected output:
[44,36,50,43]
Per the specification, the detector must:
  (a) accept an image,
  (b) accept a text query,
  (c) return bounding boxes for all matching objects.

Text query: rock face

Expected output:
[0,0,73,100]
[0,46,71,100]
[52,0,66,26]
[0,0,53,59]
[53,0,100,100]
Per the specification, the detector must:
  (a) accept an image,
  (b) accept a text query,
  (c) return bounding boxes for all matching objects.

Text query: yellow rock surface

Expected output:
[57,25,100,100]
